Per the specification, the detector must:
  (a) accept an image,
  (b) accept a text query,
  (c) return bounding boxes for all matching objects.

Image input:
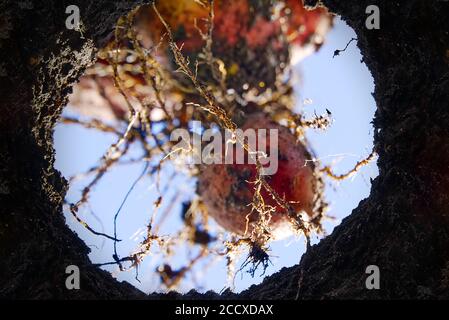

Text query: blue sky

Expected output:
[54,17,378,294]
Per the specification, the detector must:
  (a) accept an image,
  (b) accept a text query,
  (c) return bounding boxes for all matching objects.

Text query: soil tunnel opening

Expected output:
[53,1,378,294]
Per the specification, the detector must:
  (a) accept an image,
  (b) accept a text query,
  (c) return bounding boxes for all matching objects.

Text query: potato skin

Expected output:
[198,113,316,236]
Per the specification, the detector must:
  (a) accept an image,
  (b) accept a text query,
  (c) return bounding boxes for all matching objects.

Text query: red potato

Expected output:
[198,112,317,238]
[68,1,332,121]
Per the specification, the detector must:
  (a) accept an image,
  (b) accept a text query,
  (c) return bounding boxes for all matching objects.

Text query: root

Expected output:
[320,149,377,181]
